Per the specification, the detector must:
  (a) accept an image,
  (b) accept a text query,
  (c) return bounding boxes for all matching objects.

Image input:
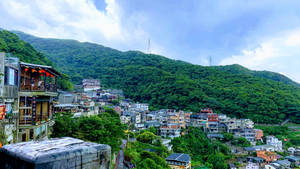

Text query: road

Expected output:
[115,139,127,169]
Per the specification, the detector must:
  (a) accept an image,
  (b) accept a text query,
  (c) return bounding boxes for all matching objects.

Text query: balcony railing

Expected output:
[20,83,57,92]
[19,115,50,125]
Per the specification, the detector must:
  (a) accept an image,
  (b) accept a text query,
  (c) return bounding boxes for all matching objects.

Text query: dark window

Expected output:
[30,129,34,140]
[22,133,26,142]
[4,66,18,86]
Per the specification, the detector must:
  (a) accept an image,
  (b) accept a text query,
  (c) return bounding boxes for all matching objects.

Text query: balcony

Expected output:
[19,62,60,94]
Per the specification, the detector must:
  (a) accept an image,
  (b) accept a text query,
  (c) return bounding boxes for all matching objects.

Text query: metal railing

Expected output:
[20,83,57,92]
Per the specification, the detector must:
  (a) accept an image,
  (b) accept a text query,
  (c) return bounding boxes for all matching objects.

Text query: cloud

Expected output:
[0,0,163,54]
[1,0,300,82]
[219,28,300,82]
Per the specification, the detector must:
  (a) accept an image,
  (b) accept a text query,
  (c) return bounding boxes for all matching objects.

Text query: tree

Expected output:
[233,137,251,147]
[51,111,75,138]
[171,127,231,168]
[223,133,234,142]
[137,151,170,169]
[137,131,157,144]
[148,126,157,135]
[207,153,228,169]
[52,109,125,153]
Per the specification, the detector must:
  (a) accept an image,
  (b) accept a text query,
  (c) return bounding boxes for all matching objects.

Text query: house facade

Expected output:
[18,62,60,142]
[266,136,283,152]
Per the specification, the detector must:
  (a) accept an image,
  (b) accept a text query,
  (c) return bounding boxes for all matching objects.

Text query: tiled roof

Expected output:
[166,153,191,163]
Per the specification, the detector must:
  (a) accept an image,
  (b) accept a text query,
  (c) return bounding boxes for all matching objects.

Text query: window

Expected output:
[4,67,18,86]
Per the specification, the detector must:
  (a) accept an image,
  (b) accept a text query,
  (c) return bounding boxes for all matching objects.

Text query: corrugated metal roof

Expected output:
[166,153,191,163]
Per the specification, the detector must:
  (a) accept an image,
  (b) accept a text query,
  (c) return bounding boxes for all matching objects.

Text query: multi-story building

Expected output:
[167,111,185,128]
[226,118,238,133]
[266,136,283,152]
[166,153,191,169]
[206,121,219,133]
[129,103,149,112]
[135,112,142,124]
[239,128,256,142]
[207,113,218,122]
[82,79,101,92]
[189,113,207,127]
[160,123,181,138]
[184,112,191,124]
[0,53,19,145]
[18,62,60,142]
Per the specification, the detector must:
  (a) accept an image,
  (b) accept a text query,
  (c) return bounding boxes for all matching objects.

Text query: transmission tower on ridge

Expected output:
[209,56,213,66]
[147,38,151,54]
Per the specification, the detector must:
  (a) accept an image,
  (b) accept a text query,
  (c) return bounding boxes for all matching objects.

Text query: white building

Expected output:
[241,119,254,129]
[82,79,101,92]
[130,103,149,112]
[288,147,296,154]
[246,162,259,169]
[266,136,283,152]
[135,112,142,124]
[120,115,131,124]
[160,124,181,138]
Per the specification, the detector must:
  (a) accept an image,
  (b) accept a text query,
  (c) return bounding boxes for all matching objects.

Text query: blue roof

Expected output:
[247,157,265,163]
[244,147,255,151]
[285,156,300,162]
[166,153,191,163]
[275,159,291,166]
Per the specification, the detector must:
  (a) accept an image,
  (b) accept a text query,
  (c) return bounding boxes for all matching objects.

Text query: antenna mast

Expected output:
[209,56,212,66]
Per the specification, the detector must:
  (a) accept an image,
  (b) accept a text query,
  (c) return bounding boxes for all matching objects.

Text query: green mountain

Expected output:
[13,31,300,124]
[0,30,73,90]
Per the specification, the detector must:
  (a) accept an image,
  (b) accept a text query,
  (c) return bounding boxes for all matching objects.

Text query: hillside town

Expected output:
[1,52,300,169]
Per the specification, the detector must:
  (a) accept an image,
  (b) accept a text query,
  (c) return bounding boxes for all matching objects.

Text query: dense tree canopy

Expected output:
[51,109,125,153]
[171,127,231,169]
[125,131,171,169]
[15,31,300,124]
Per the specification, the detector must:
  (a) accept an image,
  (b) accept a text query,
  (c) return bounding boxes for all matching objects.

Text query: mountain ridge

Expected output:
[13,30,299,87]
[9,30,300,124]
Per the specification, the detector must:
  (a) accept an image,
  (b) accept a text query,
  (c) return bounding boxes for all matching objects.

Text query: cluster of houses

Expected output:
[240,141,300,169]
[1,52,299,169]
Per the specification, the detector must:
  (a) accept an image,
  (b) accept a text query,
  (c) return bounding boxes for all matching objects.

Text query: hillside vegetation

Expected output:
[0,30,73,90]
[14,31,300,124]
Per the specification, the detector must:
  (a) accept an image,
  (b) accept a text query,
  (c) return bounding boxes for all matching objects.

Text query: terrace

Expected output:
[19,62,60,93]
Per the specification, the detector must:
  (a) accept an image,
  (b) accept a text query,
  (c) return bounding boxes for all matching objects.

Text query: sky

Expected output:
[1,0,300,82]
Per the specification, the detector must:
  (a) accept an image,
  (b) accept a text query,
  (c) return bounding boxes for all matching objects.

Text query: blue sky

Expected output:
[1,0,300,82]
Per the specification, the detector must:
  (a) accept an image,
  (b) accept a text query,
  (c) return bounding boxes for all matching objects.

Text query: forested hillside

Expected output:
[0,30,73,90]
[14,31,300,124]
